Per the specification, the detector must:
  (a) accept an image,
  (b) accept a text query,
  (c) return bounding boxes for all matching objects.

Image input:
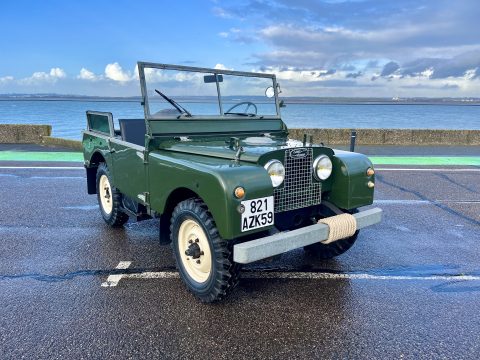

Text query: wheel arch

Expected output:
[86,151,109,195]
[159,187,203,244]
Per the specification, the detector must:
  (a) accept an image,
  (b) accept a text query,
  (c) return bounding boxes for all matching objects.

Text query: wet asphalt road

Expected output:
[0,162,479,359]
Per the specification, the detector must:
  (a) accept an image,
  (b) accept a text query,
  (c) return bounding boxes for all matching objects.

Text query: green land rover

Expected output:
[82,62,382,302]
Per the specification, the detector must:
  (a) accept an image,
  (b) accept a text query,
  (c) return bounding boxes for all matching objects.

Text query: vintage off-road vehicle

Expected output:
[82,62,382,302]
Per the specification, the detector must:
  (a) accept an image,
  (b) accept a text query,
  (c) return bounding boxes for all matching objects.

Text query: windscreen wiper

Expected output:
[155,89,192,117]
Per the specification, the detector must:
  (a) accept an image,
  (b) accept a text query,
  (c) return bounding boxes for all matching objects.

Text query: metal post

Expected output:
[349,130,357,152]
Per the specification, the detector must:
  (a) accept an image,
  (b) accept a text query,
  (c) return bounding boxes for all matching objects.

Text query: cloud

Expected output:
[77,68,99,81]
[212,6,234,19]
[211,0,480,96]
[105,62,132,82]
[214,63,233,70]
[18,67,67,84]
[317,69,336,77]
[381,61,400,77]
[380,51,480,80]
[0,76,14,83]
[346,71,363,79]
[49,68,66,79]
[221,1,480,67]
[218,27,257,44]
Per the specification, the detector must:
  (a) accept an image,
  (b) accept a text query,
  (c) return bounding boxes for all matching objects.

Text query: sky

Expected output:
[0,0,479,97]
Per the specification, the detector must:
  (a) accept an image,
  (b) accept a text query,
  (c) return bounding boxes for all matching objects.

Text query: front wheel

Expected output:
[170,198,241,302]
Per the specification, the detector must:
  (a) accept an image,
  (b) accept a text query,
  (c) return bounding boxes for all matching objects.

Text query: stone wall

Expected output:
[0,124,52,143]
[288,128,480,146]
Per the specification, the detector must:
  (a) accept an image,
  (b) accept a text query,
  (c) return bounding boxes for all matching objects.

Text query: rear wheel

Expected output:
[170,198,241,302]
[304,208,359,259]
[96,163,129,227]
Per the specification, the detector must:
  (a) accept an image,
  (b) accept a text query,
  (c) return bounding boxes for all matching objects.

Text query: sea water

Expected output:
[0,100,479,140]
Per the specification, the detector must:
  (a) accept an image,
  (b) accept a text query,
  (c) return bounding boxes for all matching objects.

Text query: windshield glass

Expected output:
[141,65,278,118]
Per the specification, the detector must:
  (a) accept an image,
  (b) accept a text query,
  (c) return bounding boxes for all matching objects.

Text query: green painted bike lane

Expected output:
[0,151,479,166]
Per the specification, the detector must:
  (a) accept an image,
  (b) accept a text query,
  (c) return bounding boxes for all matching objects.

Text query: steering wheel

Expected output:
[225,101,257,116]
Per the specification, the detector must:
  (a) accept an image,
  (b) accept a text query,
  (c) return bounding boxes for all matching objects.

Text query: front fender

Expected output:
[324,150,375,210]
[148,151,273,240]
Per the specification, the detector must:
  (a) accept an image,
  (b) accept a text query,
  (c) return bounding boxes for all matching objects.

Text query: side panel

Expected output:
[82,131,113,169]
[148,151,273,240]
[109,139,148,203]
[324,150,375,209]
[149,119,284,136]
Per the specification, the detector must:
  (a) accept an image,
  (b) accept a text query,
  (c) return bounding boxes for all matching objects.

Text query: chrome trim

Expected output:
[273,148,322,213]
[312,155,332,181]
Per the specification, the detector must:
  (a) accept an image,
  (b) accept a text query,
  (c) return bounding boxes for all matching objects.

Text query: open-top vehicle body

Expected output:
[82,62,382,302]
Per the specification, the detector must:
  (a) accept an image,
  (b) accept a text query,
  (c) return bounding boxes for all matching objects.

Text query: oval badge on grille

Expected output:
[290,148,308,159]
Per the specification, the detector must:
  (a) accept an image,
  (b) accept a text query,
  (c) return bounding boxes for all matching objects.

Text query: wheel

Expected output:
[170,198,241,302]
[96,163,129,227]
[304,208,359,259]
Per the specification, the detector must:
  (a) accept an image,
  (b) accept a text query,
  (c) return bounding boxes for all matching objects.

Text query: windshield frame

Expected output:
[137,61,281,121]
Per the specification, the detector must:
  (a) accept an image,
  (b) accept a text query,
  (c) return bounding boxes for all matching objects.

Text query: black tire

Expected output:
[304,208,359,259]
[96,163,129,227]
[170,198,241,302]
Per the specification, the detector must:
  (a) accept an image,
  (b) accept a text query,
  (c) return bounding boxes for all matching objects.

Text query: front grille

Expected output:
[273,148,322,213]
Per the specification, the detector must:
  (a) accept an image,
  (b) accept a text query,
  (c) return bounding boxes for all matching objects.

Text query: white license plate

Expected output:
[241,196,274,232]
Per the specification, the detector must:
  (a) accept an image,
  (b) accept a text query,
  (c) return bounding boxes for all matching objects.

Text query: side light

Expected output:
[234,186,245,199]
[366,167,375,176]
[367,181,375,188]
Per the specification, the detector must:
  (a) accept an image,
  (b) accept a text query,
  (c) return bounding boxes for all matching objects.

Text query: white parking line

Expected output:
[101,261,132,287]
[61,205,98,211]
[374,199,480,205]
[102,262,480,287]
[375,168,480,172]
[124,271,480,281]
[0,166,84,170]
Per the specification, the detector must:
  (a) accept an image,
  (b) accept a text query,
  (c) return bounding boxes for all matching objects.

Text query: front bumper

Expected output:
[233,207,382,264]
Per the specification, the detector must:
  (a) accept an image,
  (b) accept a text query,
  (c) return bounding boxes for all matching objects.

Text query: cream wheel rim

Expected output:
[178,219,212,283]
[99,175,113,215]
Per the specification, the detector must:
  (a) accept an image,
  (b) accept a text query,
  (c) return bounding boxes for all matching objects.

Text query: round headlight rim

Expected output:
[264,159,285,188]
[313,155,333,181]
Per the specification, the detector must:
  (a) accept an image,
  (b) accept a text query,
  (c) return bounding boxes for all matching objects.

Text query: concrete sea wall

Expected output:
[0,124,479,149]
[288,128,480,146]
[0,124,52,143]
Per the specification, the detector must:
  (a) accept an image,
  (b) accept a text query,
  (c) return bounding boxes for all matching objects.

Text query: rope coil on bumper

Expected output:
[318,213,357,244]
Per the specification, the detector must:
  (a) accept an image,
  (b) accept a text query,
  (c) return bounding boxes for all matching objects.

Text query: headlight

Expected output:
[264,160,285,187]
[313,155,332,180]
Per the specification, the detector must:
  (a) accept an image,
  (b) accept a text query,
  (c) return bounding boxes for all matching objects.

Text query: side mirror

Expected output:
[279,100,286,108]
[265,86,275,98]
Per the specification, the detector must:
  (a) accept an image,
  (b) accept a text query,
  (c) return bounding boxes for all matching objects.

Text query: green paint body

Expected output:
[84,63,377,240]
[81,120,377,240]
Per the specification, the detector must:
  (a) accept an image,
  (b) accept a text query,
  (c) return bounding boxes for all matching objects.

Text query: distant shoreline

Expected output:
[1,97,479,106]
